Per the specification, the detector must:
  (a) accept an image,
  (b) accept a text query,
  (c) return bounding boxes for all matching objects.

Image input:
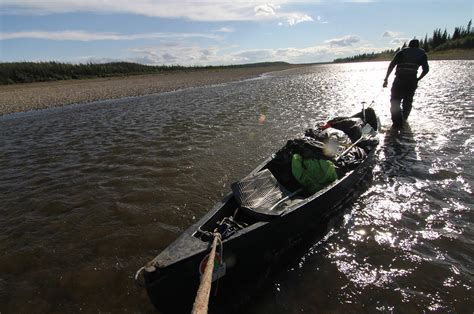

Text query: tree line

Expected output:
[334,20,473,63]
[0,61,290,85]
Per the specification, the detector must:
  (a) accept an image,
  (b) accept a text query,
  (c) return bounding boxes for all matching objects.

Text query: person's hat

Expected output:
[408,39,420,48]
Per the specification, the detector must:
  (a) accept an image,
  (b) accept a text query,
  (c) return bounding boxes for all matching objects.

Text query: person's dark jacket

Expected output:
[392,47,429,79]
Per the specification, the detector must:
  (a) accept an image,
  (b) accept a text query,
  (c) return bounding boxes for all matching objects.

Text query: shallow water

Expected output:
[0,61,472,313]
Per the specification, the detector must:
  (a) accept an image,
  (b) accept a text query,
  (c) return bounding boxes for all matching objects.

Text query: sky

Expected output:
[0,0,472,66]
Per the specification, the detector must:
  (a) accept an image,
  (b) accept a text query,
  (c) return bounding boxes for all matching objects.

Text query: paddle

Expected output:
[335,124,375,162]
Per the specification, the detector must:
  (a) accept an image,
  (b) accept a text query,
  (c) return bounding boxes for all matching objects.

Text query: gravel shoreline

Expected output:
[0,65,305,116]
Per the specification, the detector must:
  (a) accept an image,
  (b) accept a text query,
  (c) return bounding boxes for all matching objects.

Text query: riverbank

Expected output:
[427,49,474,60]
[0,64,305,116]
[335,48,474,63]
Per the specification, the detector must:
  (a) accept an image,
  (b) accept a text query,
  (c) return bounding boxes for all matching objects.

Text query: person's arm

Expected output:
[383,61,396,87]
[418,55,429,81]
[383,52,400,87]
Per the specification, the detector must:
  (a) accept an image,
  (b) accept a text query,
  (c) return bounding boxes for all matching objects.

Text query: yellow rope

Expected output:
[192,232,221,314]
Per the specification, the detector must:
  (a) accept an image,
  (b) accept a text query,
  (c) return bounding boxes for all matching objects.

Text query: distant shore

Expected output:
[0,64,305,116]
[333,48,474,63]
[1,54,472,116]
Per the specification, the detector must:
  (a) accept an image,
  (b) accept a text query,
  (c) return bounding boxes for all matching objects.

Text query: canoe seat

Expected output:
[231,169,296,219]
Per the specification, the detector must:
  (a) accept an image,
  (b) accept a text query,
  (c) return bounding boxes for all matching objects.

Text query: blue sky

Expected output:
[0,1,472,65]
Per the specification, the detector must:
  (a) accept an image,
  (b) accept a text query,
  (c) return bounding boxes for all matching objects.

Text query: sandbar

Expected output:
[0,65,305,116]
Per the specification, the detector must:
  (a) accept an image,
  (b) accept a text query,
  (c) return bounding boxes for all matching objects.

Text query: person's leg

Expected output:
[390,99,403,127]
[401,80,417,120]
[402,96,413,120]
[390,79,404,127]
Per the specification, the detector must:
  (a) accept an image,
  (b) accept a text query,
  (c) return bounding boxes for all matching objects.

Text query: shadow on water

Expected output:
[381,122,417,179]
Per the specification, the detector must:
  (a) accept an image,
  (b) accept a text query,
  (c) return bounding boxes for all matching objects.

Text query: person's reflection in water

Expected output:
[382,122,417,179]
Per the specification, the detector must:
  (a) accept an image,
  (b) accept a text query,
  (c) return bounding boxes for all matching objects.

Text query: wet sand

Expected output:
[0,65,305,116]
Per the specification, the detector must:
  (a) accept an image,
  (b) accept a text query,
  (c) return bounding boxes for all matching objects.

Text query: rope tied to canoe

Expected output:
[192,230,222,314]
[134,260,158,288]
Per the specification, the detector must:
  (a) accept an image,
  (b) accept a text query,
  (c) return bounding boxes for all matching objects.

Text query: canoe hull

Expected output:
[143,147,376,313]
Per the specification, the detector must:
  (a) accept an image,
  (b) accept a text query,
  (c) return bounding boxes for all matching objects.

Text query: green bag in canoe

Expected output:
[291,153,338,194]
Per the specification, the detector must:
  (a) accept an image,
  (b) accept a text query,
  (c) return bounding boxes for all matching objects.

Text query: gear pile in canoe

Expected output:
[136,107,380,313]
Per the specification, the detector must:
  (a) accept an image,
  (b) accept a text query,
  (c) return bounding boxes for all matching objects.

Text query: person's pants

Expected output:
[390,77,417,126]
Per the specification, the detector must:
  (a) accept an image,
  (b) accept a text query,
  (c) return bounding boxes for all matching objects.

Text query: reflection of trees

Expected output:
[381,123,417,178]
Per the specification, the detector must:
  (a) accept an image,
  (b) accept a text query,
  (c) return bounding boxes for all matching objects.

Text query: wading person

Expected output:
[383,39,429,127]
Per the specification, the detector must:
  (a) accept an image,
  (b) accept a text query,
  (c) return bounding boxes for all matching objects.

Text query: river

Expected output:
[0,61,472,313]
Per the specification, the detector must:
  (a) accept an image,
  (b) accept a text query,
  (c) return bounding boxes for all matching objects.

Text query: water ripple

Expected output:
[0,61,473,313]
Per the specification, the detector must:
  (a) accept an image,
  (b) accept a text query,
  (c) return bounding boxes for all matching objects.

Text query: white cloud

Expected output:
[0,30,220,41]
[324,35,360,47]
[390,38,410,46]
[281,12,314,25]
[382,31,402,38]
[129,45,222,65]
[253,3,313,25]
[382,31,411,46]
[315,15,328,24]
[122,38,388,66]
[216,27,235,33]
[254,4,280,17]
[1,0,314,25]
[38,38,390,65]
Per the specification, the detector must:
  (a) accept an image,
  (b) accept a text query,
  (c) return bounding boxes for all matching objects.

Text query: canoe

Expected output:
[136,108,380,313]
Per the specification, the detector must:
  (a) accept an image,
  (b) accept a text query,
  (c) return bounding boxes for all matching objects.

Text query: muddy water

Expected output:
[0,61,472,313]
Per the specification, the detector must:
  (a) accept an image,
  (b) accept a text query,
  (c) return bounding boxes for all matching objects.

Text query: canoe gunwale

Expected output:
[140,109,380,312]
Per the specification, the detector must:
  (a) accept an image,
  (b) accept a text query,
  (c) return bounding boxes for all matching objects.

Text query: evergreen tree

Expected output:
[442,29,448,43]
[453,27,461,40]
[423,34,430,51]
